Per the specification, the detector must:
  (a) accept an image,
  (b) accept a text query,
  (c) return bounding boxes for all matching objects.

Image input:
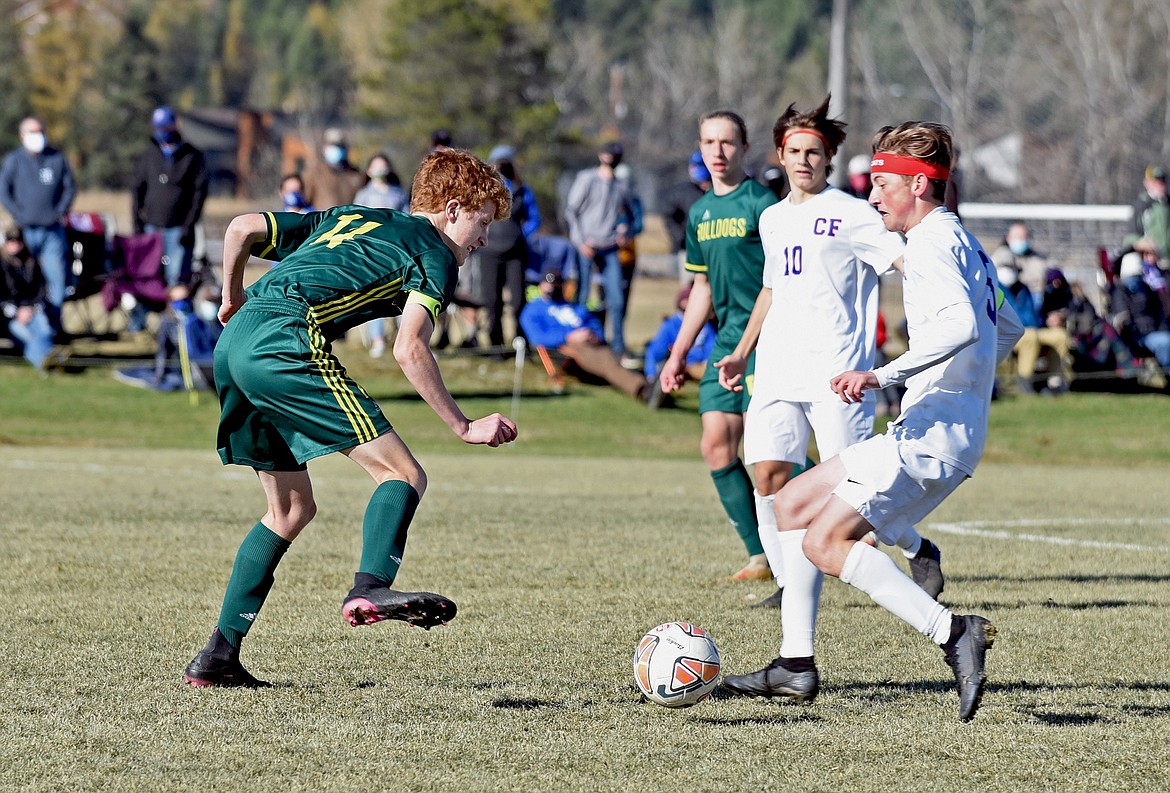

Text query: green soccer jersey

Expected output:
[684,179,777,348]
[246,206,458,342]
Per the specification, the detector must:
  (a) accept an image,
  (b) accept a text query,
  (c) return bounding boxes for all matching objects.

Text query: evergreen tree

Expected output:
[0,0,32,152]
[76,9,164,188]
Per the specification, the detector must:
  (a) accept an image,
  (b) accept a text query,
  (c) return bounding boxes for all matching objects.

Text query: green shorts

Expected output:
[698,345,754,416]
[214,299,392,470]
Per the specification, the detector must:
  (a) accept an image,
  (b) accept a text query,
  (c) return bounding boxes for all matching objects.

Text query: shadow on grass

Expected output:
[698,712,822,726]
[959,598,1159,611]
[835,678,1170,720]
[491,696,565,711]
[1028,710,1110,726]
[959,574,1170,585]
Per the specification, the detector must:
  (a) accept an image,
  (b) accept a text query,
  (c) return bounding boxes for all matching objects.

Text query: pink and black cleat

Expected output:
[342,585,457,630]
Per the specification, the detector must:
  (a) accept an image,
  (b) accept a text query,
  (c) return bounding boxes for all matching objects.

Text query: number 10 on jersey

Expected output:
[779,245,803,276]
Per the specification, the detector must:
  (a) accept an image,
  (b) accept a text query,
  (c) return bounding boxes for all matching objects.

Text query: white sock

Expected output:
[754,490,784,589]
[839,541,952,644]
[778,529,823,658]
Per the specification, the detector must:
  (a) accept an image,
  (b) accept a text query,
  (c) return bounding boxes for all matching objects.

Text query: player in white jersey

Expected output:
[721,121,1023,722]
[714,98,943,629]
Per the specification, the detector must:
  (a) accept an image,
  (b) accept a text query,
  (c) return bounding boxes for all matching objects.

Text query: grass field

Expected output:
[3,348,1170,791]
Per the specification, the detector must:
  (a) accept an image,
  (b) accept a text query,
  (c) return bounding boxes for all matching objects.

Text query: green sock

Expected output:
[711,459,762,556]
[216,522,291,648]
[358,480,420,585]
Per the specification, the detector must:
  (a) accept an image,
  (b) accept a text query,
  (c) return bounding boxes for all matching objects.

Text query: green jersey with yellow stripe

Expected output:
[247,206,458,341]
[684,179,777,349]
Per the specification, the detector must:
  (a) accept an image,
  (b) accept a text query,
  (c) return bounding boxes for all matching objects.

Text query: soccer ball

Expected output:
[633,621,721,708]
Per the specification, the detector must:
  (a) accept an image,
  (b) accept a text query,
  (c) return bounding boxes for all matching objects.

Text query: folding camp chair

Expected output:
[101,232,169,325]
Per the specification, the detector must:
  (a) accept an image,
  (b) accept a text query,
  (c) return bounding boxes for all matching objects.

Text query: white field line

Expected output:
[928,518,1170,553]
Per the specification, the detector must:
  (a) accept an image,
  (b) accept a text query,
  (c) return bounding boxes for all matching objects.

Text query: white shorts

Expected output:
[744,396,874,466]
[834,430,968,545]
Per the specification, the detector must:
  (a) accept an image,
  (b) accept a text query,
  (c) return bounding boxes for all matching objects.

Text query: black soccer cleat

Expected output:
[342,584,457,630]
[748,586,784,610]
[184,650,271,689]
[942,614,996,722]
[720,656,819,703]
[910,537,945,599]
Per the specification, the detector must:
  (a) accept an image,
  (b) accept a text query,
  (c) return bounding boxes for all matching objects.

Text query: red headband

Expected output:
[780,128,832,151]
[870,152,950,180]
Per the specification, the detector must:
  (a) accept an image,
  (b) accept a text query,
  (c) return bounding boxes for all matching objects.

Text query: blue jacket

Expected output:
[526,235,584,283]
[519,296,604,348]
[643,312,716,379]
[1004,282,1042,329]
[0,146,76,227]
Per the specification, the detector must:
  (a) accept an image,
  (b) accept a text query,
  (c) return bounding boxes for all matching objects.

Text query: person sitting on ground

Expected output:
[998,260,1072,393]
[642,283,714,386]
[1062,275,1142,380]
[0,224,56,369]
[1110,251,1170,379]
[519,268,652,403]
[113,280,223,391]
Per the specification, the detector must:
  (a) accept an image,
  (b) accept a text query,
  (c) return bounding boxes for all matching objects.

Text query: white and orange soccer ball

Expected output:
[633,621,721,708]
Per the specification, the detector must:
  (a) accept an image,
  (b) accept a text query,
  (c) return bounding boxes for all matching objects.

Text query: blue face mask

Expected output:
[154,129,180,146]
[323,145,345,165]
[1008,239,1029,256]
[283,191,308,210]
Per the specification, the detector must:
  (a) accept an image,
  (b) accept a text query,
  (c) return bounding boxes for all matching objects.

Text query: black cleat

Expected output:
[184,650,271,689]
[342,584,457,630]
[942,614,996,722]
[720,656,819,703]
[748,587,784,610]
[910,538,945,599]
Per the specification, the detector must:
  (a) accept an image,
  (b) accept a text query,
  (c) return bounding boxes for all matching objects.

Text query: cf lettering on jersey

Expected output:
[813,217,843,236]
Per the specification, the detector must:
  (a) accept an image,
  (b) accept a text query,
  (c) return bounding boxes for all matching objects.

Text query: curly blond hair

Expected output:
[410,149,512,220]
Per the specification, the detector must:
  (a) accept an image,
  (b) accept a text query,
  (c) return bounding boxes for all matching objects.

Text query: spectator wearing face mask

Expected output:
[353,153,409,358]
[355,153,408,212]
[991,221,1048,313]
[0,116,77,339]
[302,127,364,210]
[132,106,210,290]
[278,173,313,214]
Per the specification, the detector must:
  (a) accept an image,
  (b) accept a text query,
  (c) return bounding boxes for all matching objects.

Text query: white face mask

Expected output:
[997,265,1018,287]
[22,132,45,154]
[195,301,219,323]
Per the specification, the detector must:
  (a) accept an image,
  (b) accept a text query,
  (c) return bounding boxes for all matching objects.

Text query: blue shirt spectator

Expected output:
[642,283,715,380]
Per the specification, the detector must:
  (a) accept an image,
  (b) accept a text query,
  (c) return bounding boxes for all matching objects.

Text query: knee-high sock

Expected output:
[217,522,291,648]
[839,541,952,644]
[778,529,823,658]
[754,490,784,588]
[359,480,420,585]
[711,460,762,556]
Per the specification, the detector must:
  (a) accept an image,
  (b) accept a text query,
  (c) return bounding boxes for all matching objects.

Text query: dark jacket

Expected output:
[0,146,76,227]
[663,181,706,253]
[132,140,210,234]
[0,247,46,312]
[1111,277,1170,342]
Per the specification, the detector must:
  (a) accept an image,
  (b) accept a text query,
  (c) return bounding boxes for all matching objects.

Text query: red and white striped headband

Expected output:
[870,152,950,180]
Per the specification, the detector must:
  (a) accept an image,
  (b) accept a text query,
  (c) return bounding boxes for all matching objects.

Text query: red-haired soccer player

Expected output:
[184,149,517,688]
